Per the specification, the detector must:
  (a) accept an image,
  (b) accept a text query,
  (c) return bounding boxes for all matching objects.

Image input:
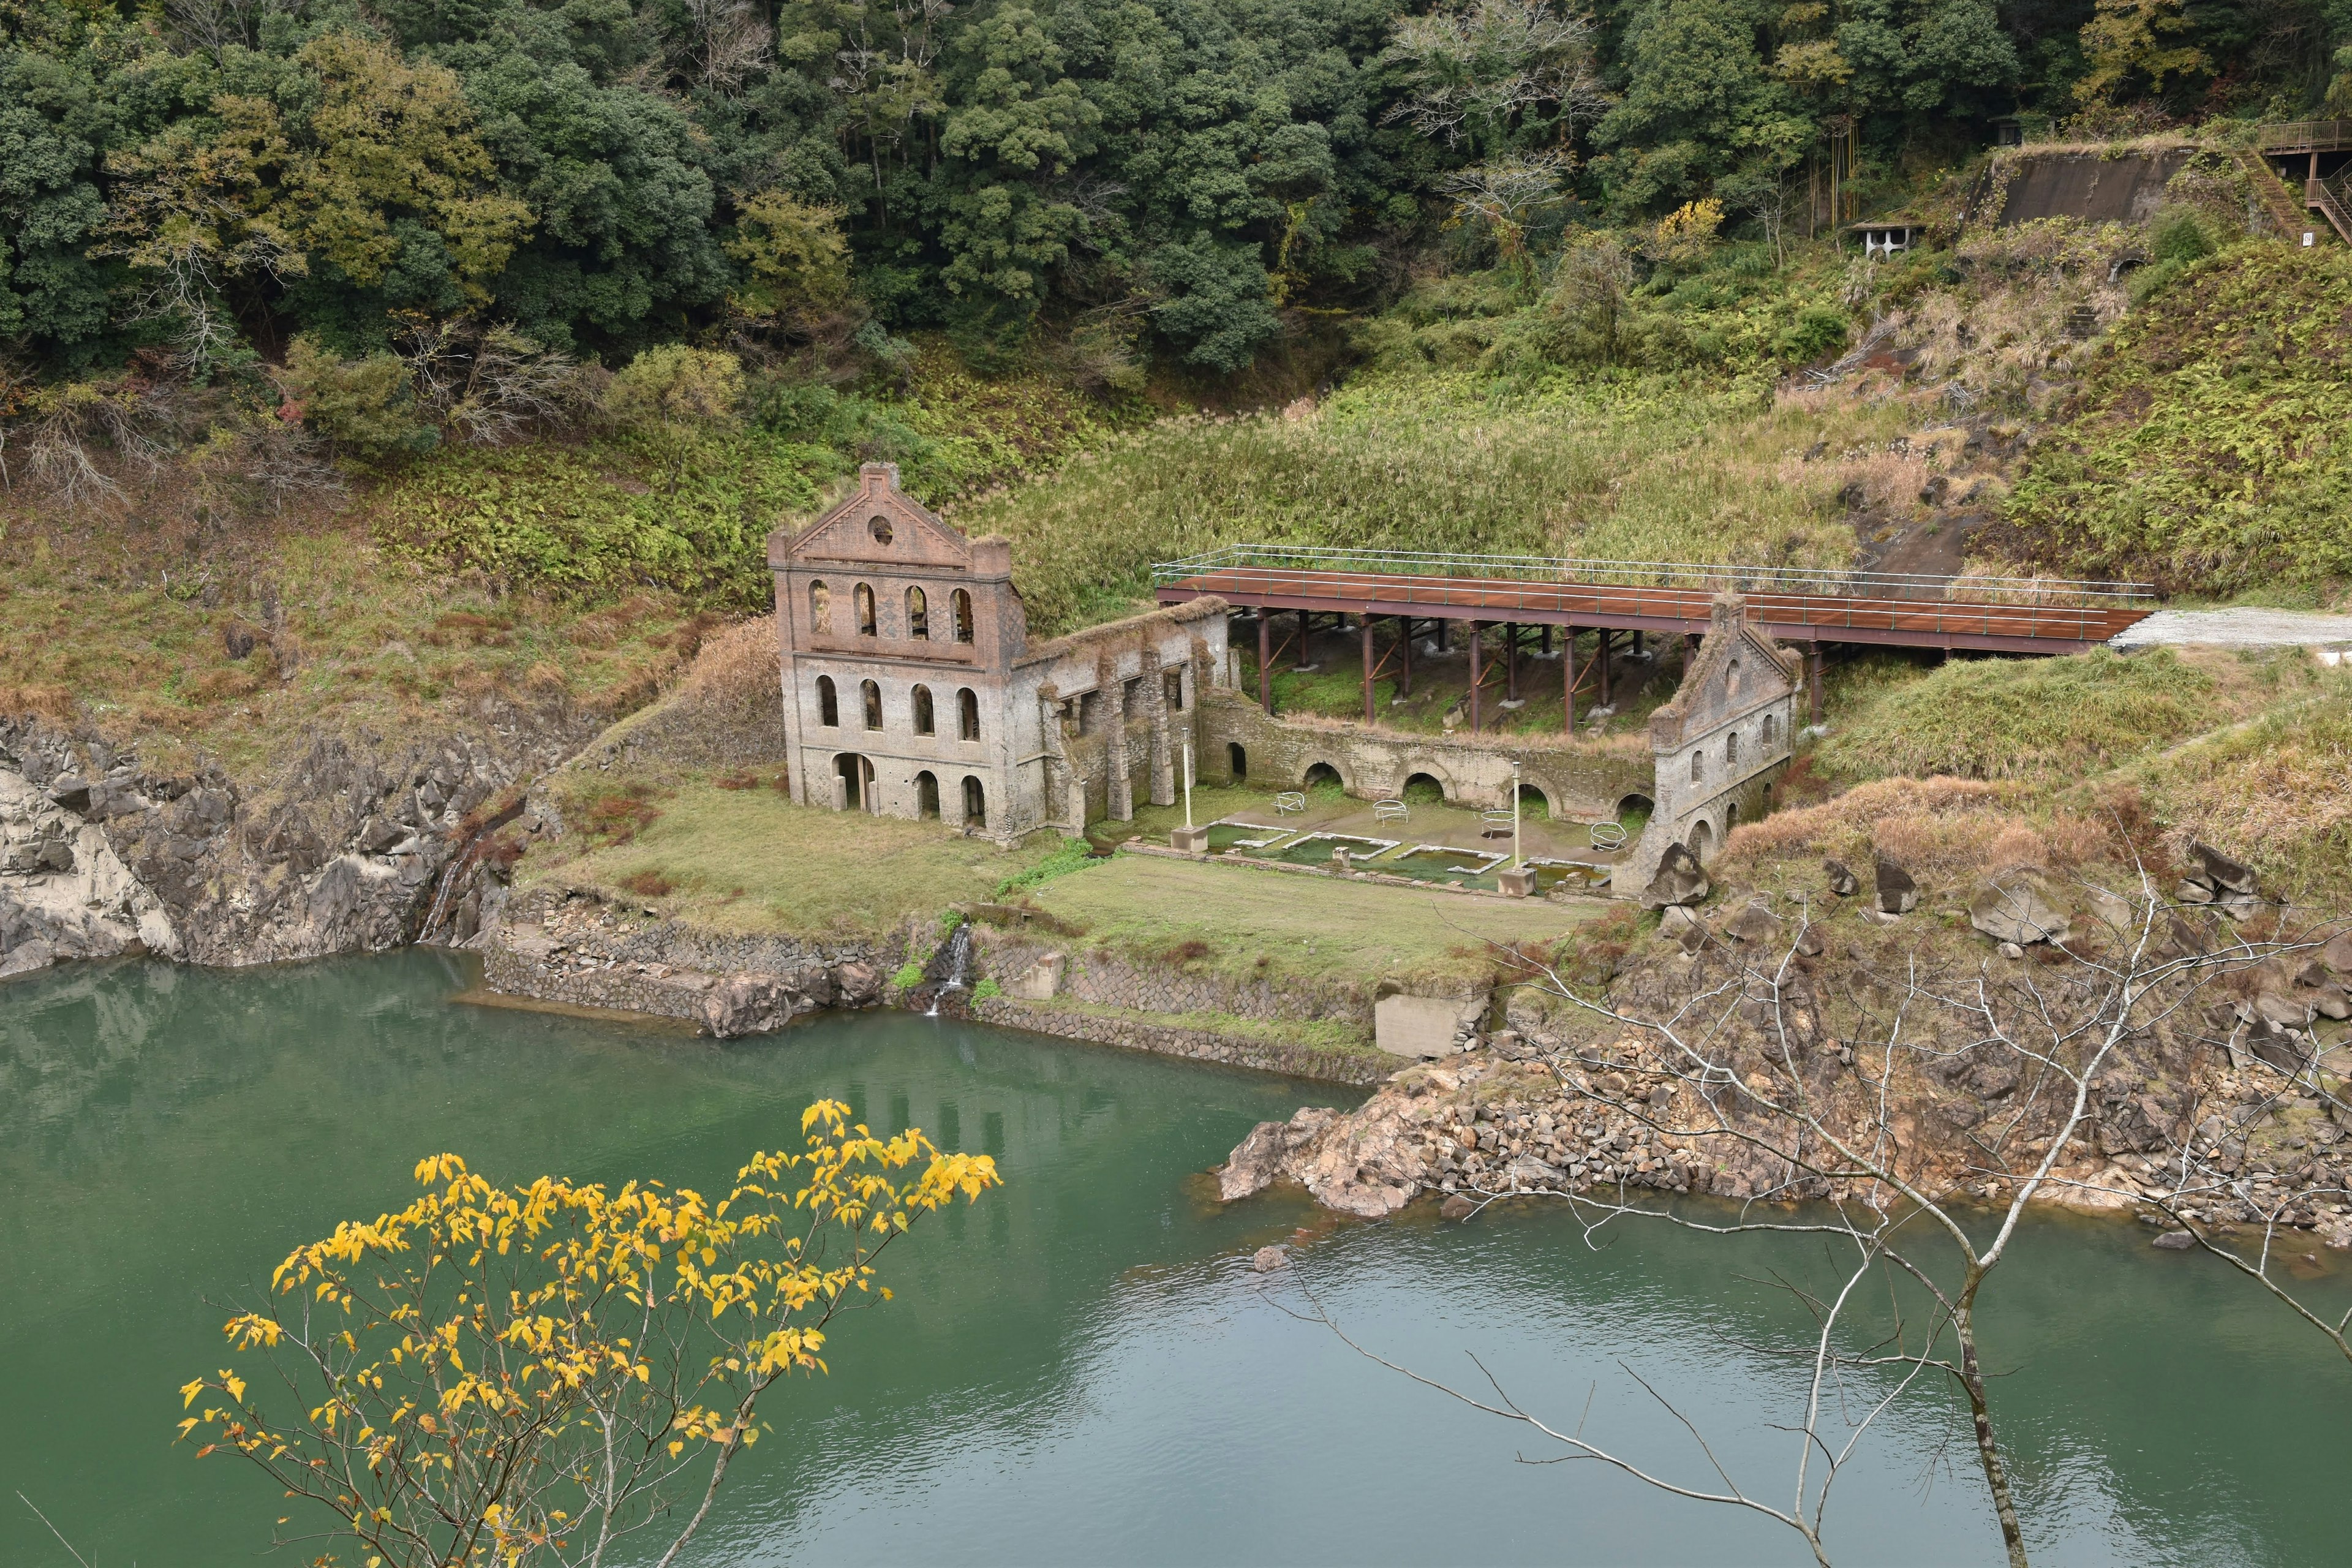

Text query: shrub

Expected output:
[277,337,432,461]
[603,347,745,439]
[618,867,677,897]
[1774,306,1848,364]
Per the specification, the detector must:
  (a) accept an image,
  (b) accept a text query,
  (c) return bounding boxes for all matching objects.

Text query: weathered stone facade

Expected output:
[1193,689,1657,818]
[769,464,1230,842]
[1613,594,1801,892]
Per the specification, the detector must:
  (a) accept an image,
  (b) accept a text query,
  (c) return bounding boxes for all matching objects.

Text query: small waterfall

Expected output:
[921,922,976,1017]
[416,797,528,946]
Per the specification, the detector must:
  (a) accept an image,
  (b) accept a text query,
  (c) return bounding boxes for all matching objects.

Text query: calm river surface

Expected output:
[3,952,2348,1566]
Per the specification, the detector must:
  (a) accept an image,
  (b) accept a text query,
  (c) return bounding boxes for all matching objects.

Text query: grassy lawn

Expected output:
[524,780,1058,937]
[1021,851,1604,989]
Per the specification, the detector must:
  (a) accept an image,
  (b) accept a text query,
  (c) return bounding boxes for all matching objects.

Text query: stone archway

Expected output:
[1687,818,1715,864]
[1302,760,1346,793]
[1401,770,1447,805]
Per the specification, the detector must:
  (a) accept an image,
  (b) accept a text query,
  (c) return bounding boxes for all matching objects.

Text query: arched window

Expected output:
[1760,713,1776,747]
[854,583,876,636]
[1691,752,1703,783]
[816,675,839,727]
[914,770,940,820]
[952,589,974,644]
[1727,730,1741,766]
[861,679,883,730]
[809,581,831,634]
[912,685,935,736]
[962,775,986,827]
[907,586,929,639]
[957,687,980,742]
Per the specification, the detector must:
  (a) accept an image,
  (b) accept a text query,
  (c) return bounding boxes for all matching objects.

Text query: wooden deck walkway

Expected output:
[1152,548,2155,732]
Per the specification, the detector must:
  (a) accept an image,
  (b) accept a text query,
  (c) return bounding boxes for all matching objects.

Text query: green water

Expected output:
[4,954,2350,1566]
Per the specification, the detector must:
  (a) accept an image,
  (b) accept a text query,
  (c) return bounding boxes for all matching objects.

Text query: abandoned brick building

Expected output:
[767,464,1231,843]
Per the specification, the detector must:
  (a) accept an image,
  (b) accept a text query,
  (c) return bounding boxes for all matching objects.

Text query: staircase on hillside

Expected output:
[2249,122,2352,244]
[2236,149,2317,238]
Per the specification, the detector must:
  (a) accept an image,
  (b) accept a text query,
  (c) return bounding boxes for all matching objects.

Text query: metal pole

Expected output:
[1182,742,1193,829]
[1362,615,1374,724]
[1400,616,1413,696]
[1506,622,1518,701]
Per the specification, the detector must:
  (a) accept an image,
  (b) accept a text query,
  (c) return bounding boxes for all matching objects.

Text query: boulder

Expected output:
[1874,857,1918,916]
[2151,1230,2196,1250]
[1823,858,1860,897]
[0,938,57,981]
[1793,923,1826,957]
[832,960,883,1007]
[1218,1121,1289,1201]
[2322,933,2352,977]
[2175,878,2214,905]
[1722,899,1784,946]
[45,774,91,812]
[1251,1245,1289,1273]
[2081,884,2135,933]
[1968,872,2072,946]
[2254,992,2314,1029]
[697,973,802,1039]
[2192,841,2258,896]
[1440,1193,1477,1221]
[2242,1018,2308,1076]
[1642,843,1710,908]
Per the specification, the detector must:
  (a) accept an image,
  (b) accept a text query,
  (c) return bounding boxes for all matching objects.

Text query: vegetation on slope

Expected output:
[2006,245,2352,595]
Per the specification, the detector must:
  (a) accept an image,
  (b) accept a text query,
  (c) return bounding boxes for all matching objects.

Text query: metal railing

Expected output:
[2257,120,2352,154]
[2313,168,2352,243]
[1151,544,2155,609]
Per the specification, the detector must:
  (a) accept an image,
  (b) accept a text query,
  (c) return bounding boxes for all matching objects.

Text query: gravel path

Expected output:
[2112,608,2352,650]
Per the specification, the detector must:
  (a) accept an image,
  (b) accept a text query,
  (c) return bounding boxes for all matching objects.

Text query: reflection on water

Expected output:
[1,954,2346,1566]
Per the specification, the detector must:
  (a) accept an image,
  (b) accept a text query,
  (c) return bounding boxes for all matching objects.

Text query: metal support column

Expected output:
[1505,622,1518,701]
[1599,628,1612,706]
[1400,617,1413,696]
[1468,620,1483,733]
[1257,612,1271,715]
[1362,616,1375,725]
[1563,625,1577,733]
[1808,641,1824,724]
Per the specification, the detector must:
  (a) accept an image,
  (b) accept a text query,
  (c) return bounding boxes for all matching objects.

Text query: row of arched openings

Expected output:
[815,677,980,740]
[837,756,985,826]
[809,581,974,643]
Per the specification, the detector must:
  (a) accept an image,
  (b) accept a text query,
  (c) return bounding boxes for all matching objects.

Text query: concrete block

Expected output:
[1497,866,1536,897]
[1170,824,1209,855]
[1375,992,1487,1058]
[1006,950,1065,1000]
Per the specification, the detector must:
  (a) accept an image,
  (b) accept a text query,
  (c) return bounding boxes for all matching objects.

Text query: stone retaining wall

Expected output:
[1196,690,1654,818]
[973,922,1375,1026]
[970,995,1392,1085]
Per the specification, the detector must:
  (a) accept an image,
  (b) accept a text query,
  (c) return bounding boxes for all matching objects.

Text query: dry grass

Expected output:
[0,521,701,779]
[1721,775,2112,891]
[2128,678,2352,900]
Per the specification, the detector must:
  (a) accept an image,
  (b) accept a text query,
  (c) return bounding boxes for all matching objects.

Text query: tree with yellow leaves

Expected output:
[176,1100,998,1567]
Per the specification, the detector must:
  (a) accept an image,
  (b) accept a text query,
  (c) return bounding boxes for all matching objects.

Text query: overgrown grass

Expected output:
[1815,646,2317,783]
[962,372,1896,636]
[527,778,1058,937]
[1816,648,2230,781]
[1019,851,1602,990]
[2005,243,2352,596]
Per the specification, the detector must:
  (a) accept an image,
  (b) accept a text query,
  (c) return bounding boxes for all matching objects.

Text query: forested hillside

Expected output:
[3,0,2346,385]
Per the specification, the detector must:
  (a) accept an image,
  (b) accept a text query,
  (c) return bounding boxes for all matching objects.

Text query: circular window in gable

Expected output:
[869,514,894,546]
